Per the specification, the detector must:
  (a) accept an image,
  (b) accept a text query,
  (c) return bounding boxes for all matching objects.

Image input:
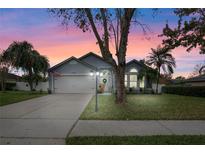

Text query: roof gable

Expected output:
[126,59,144,67]
[48,56,96,72]
[125,59,154,72]
[79,52,112,69]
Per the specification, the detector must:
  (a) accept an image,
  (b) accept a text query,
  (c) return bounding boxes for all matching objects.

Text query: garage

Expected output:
[48,57,97,94]
[54,75,95,93]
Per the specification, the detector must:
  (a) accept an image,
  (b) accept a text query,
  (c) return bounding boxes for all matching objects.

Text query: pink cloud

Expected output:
[1,20,204,78]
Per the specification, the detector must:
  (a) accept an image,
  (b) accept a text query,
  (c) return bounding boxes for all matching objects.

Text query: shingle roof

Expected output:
[0,73,21,81]
[126,59,154,70]
[48,56,97,72]
[185,74,205,82]
[48,52,154,72]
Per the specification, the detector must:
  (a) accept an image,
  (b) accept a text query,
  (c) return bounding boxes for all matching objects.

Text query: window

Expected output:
[124,81,128,88]
[130,68,138,73]
[130,75,137,81]
[129,74,137,88]
[125,75,128,81]
[130,82,137,88]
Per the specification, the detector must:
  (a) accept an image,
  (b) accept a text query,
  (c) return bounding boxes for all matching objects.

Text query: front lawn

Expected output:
[0,91,47,106]
[67,135,205,145]
[80,94,205,120]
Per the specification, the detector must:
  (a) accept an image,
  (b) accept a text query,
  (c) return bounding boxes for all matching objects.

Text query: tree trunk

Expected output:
[1,78,4,91]
[0,68,7,92]
[115,66,126,104]
[28,68,33,91]
[156,67,160,94]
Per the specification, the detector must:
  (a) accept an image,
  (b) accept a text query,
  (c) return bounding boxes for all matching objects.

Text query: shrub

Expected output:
[5,83,16,90]
[162,86,205,97]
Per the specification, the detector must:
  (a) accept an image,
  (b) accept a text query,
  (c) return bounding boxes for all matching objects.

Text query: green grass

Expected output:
[66,135,205,145]
[0,91,47,106]
[80,94,205,120]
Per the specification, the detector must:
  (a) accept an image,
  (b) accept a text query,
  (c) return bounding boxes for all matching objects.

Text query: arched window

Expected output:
[130,68,137,73]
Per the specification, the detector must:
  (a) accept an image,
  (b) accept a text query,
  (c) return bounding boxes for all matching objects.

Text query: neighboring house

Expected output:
[48,52,154,94]
[176,74,205,86]
[0,73,21,90]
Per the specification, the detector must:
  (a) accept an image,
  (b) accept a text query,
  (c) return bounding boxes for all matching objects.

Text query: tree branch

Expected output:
[84,9,117,67]
[117,8,136,65]
[100,8,109,50]
[84,9,104,51]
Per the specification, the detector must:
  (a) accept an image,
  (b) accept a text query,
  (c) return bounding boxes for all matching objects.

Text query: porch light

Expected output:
[89,72,94,76]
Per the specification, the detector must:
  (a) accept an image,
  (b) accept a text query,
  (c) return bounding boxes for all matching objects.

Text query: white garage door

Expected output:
[54,75,95,93]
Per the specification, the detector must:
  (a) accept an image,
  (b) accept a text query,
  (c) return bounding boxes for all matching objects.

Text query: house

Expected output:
[0,73,21,90]
[48,52,154,94]
[179,74,205,86]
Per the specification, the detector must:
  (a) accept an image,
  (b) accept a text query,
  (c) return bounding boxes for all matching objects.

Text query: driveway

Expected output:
[0,94,92,144]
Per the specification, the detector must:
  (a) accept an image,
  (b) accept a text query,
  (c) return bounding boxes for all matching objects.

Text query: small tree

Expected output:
[4,41,49,91]
[146,45,176,93]
[199,65,205,75]
[188,62,205,78]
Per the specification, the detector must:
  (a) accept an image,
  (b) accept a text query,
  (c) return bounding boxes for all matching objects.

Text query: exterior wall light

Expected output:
[100,73,103,77]
[90,72,94,76]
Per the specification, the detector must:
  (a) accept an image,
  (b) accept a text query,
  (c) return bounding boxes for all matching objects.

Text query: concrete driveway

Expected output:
[0,94,92,144]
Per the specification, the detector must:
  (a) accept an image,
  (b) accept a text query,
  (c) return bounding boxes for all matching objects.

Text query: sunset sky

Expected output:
[0,8,204,78]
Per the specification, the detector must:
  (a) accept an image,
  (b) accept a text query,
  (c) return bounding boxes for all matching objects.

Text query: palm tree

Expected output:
[146,45,176,93]
[4,41,49,91]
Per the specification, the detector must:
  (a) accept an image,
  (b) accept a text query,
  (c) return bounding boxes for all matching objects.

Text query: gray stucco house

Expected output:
[48,52,153,94]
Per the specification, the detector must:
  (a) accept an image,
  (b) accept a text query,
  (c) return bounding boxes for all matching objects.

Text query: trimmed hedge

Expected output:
[162,86,205,97]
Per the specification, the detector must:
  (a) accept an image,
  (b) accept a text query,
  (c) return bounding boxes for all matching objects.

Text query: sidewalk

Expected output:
[69,120,205,137]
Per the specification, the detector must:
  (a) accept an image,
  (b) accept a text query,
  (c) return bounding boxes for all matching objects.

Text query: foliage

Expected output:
[138,60,158,81]
[4,41,49,91]
[146,45,176,93]
[189,62,205,78]
[146,45,176,74]
[161,9,205,54]
[22,73,47,87]
[0,82,16,91]
[0,51,13,91]
[160,73,173,81]
[162,86,205,97]
[175,76,186,80]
